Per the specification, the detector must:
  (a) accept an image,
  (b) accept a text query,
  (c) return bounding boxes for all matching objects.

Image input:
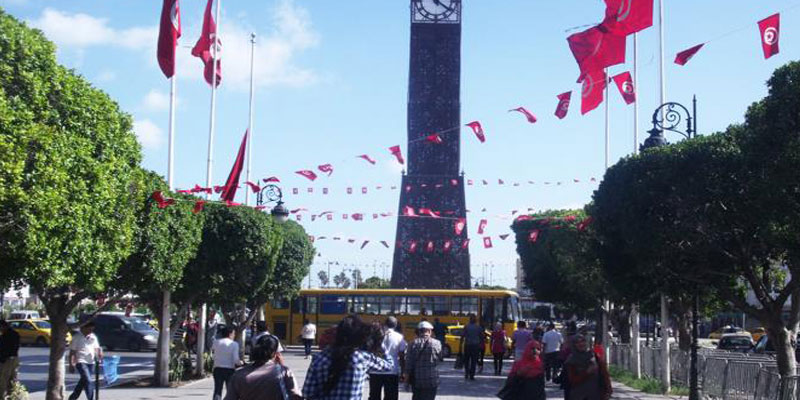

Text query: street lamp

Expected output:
[641,97,701,400]
[256,184,289,223]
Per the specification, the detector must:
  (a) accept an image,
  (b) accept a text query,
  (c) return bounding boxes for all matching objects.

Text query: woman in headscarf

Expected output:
[505,340,546,400]
[563,335,612,400]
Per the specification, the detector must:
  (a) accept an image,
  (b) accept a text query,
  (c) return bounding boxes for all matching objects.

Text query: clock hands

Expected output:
[433,0,454,12]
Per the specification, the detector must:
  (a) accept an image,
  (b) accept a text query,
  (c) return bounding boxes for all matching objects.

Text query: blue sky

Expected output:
[4,0,797,288]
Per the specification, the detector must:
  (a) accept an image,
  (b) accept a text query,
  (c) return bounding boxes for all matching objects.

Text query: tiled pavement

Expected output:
[30,347,683,400]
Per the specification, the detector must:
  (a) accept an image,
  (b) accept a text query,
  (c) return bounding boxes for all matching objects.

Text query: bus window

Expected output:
[451,297,463,316]
[291,298,301,313]
[350,296,366,314]
[271,299,289,309]
[507,296,519,322]
[321,295,347,314]
[406,296,421,315]
[365,296,380,315]
[420,297,432,316]
[395,297,408,314]
[430,296,449,316]
[463,297,478,316]
[481,298,494,326]
[379,296,394,315]
[494,298,504,323]
[306,296,319,315]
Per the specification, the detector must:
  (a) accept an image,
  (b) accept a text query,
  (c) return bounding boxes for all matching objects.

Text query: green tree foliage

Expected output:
[360,276,390,289]
[263,221,314,301]
[0,10,141,399]
[333,272,351,289]
[317,271,330,288]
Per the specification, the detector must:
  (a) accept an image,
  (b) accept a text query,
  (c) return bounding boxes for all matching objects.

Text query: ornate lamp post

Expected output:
[256,184,289,223]
[640,96,700,400]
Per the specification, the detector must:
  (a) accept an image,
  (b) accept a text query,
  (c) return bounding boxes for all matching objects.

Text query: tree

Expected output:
[351,269,363,288]
[333,272,351,289]
[317,271,330,288]
[114,170,204,386]
[360,276,390,289]
[0,10,142,399]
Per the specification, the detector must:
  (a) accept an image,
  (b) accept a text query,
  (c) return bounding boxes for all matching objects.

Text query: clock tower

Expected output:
[391,0,470,289]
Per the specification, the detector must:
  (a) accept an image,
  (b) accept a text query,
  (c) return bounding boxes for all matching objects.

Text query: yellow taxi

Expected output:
[750,327,767,343]
[442,325,511,358]
[8,319,71,346]
[709,326,748,340]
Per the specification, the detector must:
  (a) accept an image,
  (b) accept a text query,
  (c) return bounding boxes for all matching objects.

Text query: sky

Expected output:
[3,0,798,289]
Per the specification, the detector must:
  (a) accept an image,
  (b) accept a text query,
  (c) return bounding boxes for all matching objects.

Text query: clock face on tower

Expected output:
[412,0,461,24]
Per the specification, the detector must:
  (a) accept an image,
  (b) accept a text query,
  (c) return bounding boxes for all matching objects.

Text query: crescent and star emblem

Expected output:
[763,27,778,45]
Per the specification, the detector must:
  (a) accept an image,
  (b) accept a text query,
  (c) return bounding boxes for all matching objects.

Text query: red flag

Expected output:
[567,26,626,75]
[295,170,318,181]
[465,121,485,143]
[425,241,435,253]
[244,181,260,193]
[357,154,376,165]
[426,133,443,144]
[191,0,221,87]
[478,219,488,235]
[403,206,416,216]
[220,129,248,202]
[581,69,607,115]
[454,218,466,235]
[157,0,181,78]
[450,179,458,186]
[263,176,280,183]
[213,185,225,194]
[318,164,334,176]
[176,189,192,194]
[577,217,594,232]
[601,0,654,35]
[361,187,367,194]
[555,91,571,119]
[409,240,418,254]
[152,191,175,209]
[225,200,241,207]
[509,107,537,124]
[483,237,493,249]
[467,179,474,185]
[326,214,333,221]
[529,230,540,243]
[352,213,364,221]
[191,184,212,194]
[380,240,390,248]
[612,71,636,104]
[360,240,370,250]
[674,44,704,66]
[443,240,453,253]
[758,13,780,60]
[389,145,405,165]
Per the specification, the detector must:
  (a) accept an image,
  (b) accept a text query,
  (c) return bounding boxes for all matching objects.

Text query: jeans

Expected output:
[492,352,504,375]
[412,387,437,400]
[303,339,314,356]
[68,363,94,400]
[544,351,561,381]
[212,367,235,400]
[463,344,481,379]
[368,374,399,400]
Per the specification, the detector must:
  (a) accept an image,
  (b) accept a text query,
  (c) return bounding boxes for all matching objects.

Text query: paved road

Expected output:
[19,346,156,394]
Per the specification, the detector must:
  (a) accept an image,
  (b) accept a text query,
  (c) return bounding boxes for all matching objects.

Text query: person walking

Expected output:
[0,320,20,399]
[432,318,446,345]
[252,321,285,354]
[68,322,103,400]
[224,334,302,400]
[302,315,393,400]
[369,317,406,400]
[542,323,563,382]
[563,335,612,400]
[500,340,546,400]
[511,321,533,361]
[490,322,507,376]
[212,325,242,400]
[301,319,317,359]
[459,315,483,381]
[404,321,442,400]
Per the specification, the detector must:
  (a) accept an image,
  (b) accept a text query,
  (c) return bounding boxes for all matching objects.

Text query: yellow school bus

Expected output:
[264,289,521,355]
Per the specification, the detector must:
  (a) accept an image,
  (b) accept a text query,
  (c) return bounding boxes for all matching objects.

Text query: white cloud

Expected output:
[96,70,116,82]
[142,89,171,112]
[133,119,164,150]
[29,8,156,50]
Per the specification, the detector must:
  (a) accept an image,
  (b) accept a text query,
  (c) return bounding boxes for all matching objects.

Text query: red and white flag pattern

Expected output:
[601,0,654,35]
[454,218,466,235]
[612,71,636,104]
[357,154,376,165]
[758,13,780,60]
[580,69,607,114]
[555,91,571,119]
[318,164,334,176]
[674,44,704,66]
[157,0,181,78]
[567,26,626,75]
[389,145,405,165]
[191,0,222,86]
[509,107,537,124]
[295,170,318,181]
[478,219,488,235]
[466,121,486,143]
[483,237,493,249]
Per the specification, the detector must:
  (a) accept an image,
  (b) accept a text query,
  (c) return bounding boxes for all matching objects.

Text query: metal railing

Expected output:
[609,343,794,400]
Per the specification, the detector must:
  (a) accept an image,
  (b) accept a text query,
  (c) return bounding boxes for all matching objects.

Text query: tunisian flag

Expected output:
[674,44,704,66]
[220,129,248,202]
[758,13,780,60]
[555,91,571,119]
[612,71,636,104]
[192,0,222,86]
[567,26,626,75]
[581,69,607,115]
[601,0,654,35]
[157,0,181,78]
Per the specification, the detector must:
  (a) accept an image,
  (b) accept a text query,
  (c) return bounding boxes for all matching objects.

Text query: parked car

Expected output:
[709,326,747,340]
[92,314,159,352]
[750,327,767,343]
[717,333,754,352]
[752,334,800,362]
[443,325,511,359]
[9,310,40,320]
[7,319,71,346]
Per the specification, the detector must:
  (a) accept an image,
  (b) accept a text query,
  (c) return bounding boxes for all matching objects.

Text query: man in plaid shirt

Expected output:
[303,316,394,400]
[403,321,443,400]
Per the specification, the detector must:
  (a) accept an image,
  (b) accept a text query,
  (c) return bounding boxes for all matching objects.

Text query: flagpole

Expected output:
[604,67,609,170]
[245,32,256,206]
[658,0,671,392]
[633,33,639,155]
[168,77,177,190]
[198,0,222,378]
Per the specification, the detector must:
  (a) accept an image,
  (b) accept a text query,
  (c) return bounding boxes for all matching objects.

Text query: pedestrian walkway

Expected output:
[29,347,683,400]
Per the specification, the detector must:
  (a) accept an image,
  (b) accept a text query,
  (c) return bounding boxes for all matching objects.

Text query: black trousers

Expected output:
[493,352,505,375]
[544,351,561,381]
[303,339,314,356]
[68,363,94,400]
[212,367,235,400]
[412,387,437,400]
[368,374,399,400]
[463,344,481,379]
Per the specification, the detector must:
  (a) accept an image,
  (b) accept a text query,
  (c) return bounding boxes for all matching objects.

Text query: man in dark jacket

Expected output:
[0,320,20,398]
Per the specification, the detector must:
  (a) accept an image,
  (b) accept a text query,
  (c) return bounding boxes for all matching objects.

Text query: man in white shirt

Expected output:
[369,317,407,400]
[541,322,563,382]
[212,325,241,400]
[68,322,103,400]
[300,319,316,359]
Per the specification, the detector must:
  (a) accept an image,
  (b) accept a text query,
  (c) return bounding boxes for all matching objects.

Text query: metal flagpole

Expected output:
[168,77,177,189]
[604,68,610,170]
[198,0,222,377]
[245,33,256,206]
[658,0,671,391]
[602,67,611,357]
[631,32,642,380]
[633,33,639,155]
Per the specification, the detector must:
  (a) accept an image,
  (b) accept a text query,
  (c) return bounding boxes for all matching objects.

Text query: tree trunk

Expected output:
[44,298,69,400]
[154,290,171,387]
[676,310,692,352]
[768,322,797,378]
